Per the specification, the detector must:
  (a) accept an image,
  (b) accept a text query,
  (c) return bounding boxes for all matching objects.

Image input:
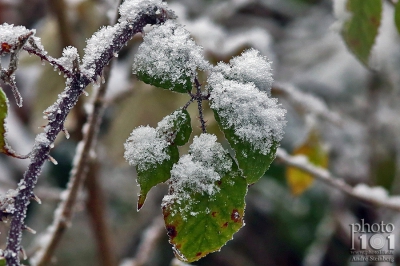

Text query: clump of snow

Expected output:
[132,20,210,90]
[0,23,32,54]
[157,110,184,134]
[0,189,18,214]
[124,126,170,171]
[214,48,273,95]
[82,24,121,78]
[119,0,170,23]
[208,72,286,155]
[168,134,232,197]
[58,46,80,73]
[353,184,388,201]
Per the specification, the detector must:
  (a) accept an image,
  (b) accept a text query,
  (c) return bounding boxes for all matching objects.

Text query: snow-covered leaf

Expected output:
[133,20,209,93]
[0,88,8,155]
[162,134,247,262]
[124,126,179,210]
[286,129,328,196]
[209,72,286,184]
[341,0,382,66]
[215,48,273,95]
[395,1,400,35]
[157,109,192,146]
[0,257,5,266]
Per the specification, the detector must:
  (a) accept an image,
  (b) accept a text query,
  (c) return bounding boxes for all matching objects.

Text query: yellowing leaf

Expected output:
[286,129,328,196]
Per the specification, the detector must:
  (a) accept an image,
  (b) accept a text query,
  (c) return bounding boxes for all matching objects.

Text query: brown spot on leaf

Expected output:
[222,222,228,228]
[231,209,241,223]
[217,180,222,186]
[370,16,380,27]
[196,252,202,257]
[211,211,217,217]
[1,43,11,52]
[166,225,177,239]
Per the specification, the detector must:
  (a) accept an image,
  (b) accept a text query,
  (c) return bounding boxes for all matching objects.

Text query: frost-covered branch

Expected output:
[272,82,342,126]
[276,148,400,212]
[2,1,174,265]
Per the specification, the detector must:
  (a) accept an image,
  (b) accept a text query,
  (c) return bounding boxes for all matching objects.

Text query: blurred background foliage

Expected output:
[1,0,400,265]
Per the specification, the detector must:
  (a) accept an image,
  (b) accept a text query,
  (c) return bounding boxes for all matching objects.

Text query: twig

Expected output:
[4,6,172,266]
[275,148,400,212]
[194,78,207,133]
[272,82,342,126]
[85,161,117,266]
[130,217,165,266]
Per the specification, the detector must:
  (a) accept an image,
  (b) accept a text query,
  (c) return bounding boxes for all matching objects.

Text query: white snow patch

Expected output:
[209,73,286,155]
[0,23,32,53]
[118,0,168,22]
[132,20,210,90]
[124,126,170,171]
[168,134,231,197]
[215,48,273,94]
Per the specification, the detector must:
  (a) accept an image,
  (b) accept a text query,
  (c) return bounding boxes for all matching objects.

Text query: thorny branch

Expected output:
[2,6,172,266]
[276,148,400,212]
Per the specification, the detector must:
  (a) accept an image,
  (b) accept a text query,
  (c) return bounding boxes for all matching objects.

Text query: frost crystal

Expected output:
[82,24,121,77]
[209,73,286,155]
[132,20,209,89]
[124,126,170,171]
[0,189,18,214]
[157,110,184,133]
[118,0,168,22]
[0,23,32,54]
[169,134,232,197]
[58,46,80,72]
[215,48,273,95]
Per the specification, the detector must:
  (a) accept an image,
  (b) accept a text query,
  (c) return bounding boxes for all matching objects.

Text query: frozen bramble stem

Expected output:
[0,1,174,265]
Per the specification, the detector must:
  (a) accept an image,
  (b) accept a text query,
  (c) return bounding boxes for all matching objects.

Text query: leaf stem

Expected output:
[195,78,207,133]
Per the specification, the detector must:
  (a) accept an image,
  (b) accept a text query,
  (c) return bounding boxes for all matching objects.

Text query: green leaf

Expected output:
[136,71,192,93]
[0,257,5,266]
[213,111,277,184]
[342,0,382,66]
[395,1,400,35]
[162,162,247,262]
[137,145,179,210]
[0,88,8,154]
[157,109,192,146]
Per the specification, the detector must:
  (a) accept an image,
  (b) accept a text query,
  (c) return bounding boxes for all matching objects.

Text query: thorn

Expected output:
[38,125,46,129]
[20,247,27,260]
[48,155,58,165]
[81,90,89,97]
[22,225,36,235]
[62,128,70,139]
[31,194,42,205]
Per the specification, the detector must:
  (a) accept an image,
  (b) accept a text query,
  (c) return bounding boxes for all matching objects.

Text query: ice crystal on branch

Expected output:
[58,46,80,73]
[209,73,286,155]
[132,20,209,92]
[82,24,121,78]
[124,126,170,171]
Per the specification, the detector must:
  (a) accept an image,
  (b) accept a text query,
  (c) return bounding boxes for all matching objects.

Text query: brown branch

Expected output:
[4,6,172,266]
[275,148,400,212]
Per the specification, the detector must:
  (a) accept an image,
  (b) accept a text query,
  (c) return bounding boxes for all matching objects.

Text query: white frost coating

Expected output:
[124,126,170,171]
[35,133,51,147]
[156,110,183,133]
[0,23,32,51]
[209,73,286,155]
[132,20,210,89]
[215,49,273,94]
[169,134,232,197]
[118,0,167,22]
[82,24,121,78]
[353,184,388,201]
[0,189,18,214]
[58,46,80,72]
